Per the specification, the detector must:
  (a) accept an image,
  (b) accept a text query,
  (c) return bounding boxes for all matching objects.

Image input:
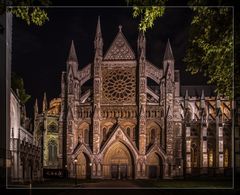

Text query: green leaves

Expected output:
[184,7,233,98]
[3,1,51,26]
[130,0,235,99]
[129,0,167,32]
[9,6,49,26]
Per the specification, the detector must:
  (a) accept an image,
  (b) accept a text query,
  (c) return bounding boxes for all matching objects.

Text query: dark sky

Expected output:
[12,7,208,119]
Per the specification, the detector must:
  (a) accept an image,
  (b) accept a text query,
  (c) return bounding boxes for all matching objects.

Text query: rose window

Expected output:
[102,68,135,103]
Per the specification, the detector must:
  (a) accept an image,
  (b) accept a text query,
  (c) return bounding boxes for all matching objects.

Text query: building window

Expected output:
[48,140,57,163]
[103,128,107,141]
[150,129,156,144]
[48,123,58,133]
[186,108,192,122]
[224,148,229,167]
[208,148,213,167]
[127,127,131,137]
[84,129,89,144]
[69,78,73,94]
[191,144,198,168]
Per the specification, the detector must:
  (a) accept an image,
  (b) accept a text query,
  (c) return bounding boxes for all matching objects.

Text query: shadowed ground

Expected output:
[7,177,232,189]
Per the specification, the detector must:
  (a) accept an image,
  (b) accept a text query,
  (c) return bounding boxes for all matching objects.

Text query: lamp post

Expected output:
[89,163,92,179]
[74,158,77,186]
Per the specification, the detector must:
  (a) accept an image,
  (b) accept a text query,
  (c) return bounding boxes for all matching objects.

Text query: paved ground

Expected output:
[77,180,141,188]
[7,177,233,189]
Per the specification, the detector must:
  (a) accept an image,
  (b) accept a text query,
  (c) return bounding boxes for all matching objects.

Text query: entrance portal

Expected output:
[149,165,157,178]
[76,152,91,179]
[103,142,134,179]
[111,164,128,179]
[147,152,164,179]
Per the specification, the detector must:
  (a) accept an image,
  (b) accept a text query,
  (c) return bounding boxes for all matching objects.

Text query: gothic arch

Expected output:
[146,121,162,147]
[74,151,92,179]
[77,122,90,144]
[47,139,58,166]
[102,141,135,179]
[146,151,165,178]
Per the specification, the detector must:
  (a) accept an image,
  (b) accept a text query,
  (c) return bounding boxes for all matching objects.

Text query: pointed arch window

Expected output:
[150,129,156,144]
[48,140,57,164]
[84,129,89,144]
[126,127,131,137]
[68,78,73,94]
[208,148,214,167]
[103,127,107,141]
[191,144,198,168]
[224,148,229,167]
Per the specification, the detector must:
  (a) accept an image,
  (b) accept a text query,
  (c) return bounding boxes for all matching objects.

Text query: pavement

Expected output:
[76,180,141,188]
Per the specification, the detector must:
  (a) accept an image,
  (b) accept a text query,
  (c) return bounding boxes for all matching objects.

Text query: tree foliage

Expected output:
[1,0,50,26]
[130,0,236,99]
[128,0,167,32]
[11,72,31,104]
[184,6,233,98]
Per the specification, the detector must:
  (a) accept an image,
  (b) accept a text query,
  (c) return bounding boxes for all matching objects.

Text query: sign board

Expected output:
[43,168,68,178]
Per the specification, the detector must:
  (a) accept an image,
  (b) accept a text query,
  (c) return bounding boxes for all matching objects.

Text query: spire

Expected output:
[163,39,174,61]
[201,89,205,100]
[185,90,189,100]
[67,40,78,62]
[96,16,102,38]
[200,89,205,108]
[216,92,221,108]
[94,16,103,56]
[184,89,189,109]
[34,98,38,116]
[118,25,122,32]
[42,92,48,112]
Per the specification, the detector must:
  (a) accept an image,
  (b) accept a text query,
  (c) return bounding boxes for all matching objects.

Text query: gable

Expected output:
[104,30,135,60]
[100,125,138,157]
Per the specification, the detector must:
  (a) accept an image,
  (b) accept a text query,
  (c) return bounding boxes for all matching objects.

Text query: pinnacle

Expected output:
[163,39,174,61]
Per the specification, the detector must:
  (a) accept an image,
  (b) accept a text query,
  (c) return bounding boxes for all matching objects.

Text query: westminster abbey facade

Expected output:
[34,17,232,179]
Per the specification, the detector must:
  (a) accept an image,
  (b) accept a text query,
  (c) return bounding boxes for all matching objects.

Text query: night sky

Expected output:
[12,7,208,119]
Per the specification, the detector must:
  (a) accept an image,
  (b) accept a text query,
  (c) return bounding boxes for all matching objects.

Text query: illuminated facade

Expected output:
[35,18,233,179]
[34,94,61,169]
[10,89,42,182]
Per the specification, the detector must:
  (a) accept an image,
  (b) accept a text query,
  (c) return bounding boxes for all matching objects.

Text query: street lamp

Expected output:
[89,163,92,179]
[74,158,78,186]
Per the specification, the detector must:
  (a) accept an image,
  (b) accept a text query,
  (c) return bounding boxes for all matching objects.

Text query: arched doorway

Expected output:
[75,152,91,179]
[147,152,164,179]
[103,142,134,179]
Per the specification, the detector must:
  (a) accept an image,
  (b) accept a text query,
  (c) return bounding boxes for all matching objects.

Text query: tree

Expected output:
[130,0,237,98]
[184,4,233,98]
[11,72,31,104]
[0,0,50,27]
[129,0,167,32]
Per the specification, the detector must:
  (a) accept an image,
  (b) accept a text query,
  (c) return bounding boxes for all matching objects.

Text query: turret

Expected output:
[67,40,78,76]
[94,16,103,58]
[34,98,38,118]
[42,92,48,112]
[200,89,205,109]
[184,89,189,107]
[163,39,174,79]
[216,93,221,108]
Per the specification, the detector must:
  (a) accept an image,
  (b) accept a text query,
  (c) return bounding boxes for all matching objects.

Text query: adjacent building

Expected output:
[9,89,42,182]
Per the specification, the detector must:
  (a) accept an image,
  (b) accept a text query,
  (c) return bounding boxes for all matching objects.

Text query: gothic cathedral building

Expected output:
[34,17,232,179]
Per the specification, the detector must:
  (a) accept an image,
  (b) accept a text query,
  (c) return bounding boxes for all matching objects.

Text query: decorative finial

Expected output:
[118,25,122,32]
